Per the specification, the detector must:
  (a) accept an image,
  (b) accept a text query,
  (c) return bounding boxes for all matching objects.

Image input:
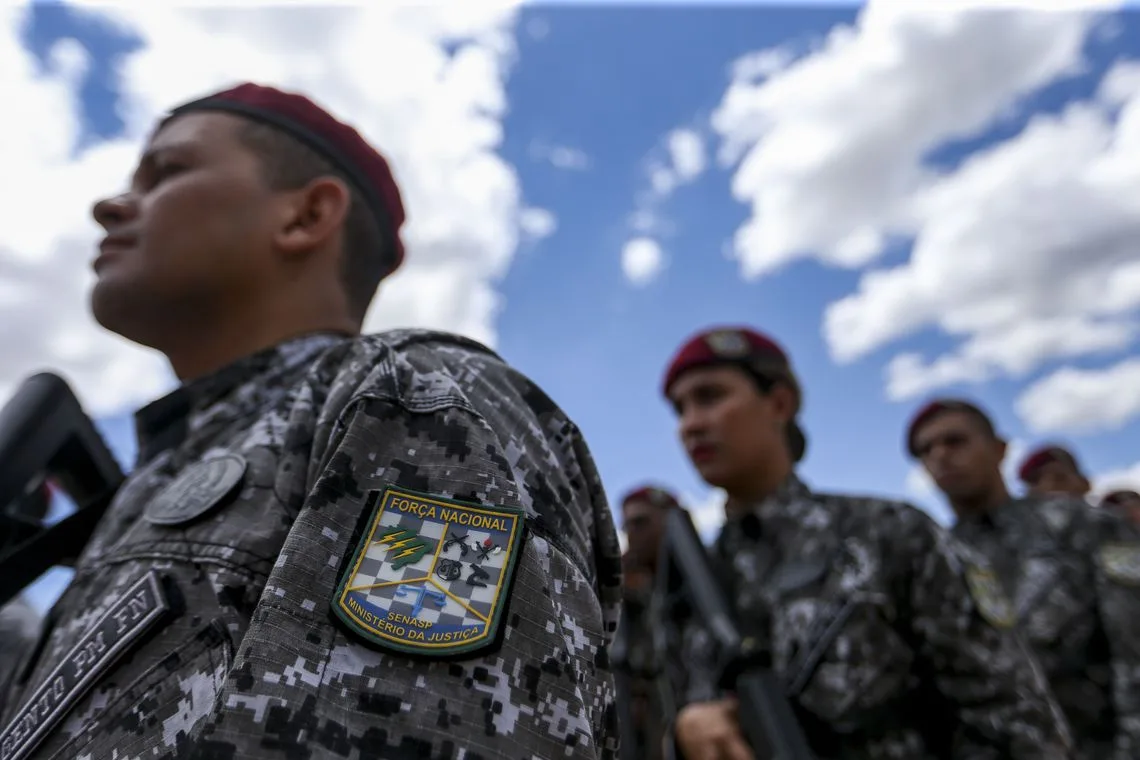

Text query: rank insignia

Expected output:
[332,486,525,656]
[704,329,751,358]
[1097,543,1140,586]
[964,565,1016,629]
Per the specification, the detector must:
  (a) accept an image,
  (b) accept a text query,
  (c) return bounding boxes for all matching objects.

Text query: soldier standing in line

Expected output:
[1102,490,1140,525]
[908,399,1140,760]
[616,486,683,760]
[659,326,1072,760]
[1017,445,1093,502]
[0,83,621,760]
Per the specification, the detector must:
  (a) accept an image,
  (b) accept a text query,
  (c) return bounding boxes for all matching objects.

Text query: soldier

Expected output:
[0,83,622,760]
[661,326,1071,760]
[1102,490,1140,525]
[1018,445,1092,501]
[908,398,1140,760]
[617,486,682,760]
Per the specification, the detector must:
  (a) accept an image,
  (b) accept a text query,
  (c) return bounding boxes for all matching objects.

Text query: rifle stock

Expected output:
[0,372,124,605]
[658,508,815,760]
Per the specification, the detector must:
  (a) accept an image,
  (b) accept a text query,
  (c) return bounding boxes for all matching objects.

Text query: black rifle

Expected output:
[0,372,124,606]
[611,606,641,760]
[657,508,815,760]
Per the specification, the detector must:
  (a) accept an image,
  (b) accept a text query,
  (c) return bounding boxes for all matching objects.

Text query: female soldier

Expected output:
[661,326,1071,760]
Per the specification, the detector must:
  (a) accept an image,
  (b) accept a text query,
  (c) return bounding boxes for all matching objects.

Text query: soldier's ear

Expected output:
[994,437,1008,462]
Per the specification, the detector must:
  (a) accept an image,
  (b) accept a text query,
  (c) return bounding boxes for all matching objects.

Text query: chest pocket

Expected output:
[767,540,915,731]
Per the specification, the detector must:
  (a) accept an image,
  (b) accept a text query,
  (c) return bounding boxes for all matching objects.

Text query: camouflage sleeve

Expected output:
[180,379,620,757]
[1087,509,1140,759]
[900,514,1074,759]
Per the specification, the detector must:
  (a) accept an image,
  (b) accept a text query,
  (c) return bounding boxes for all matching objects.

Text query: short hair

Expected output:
[236,120,387,324]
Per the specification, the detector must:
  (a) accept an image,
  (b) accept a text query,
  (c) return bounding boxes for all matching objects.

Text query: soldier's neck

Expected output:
[950,483,1011,520]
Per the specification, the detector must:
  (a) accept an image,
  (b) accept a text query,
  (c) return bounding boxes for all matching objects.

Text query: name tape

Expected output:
[0,571,170,760]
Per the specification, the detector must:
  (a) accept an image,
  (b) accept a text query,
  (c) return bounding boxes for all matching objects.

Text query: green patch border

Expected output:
[332,485,526,656]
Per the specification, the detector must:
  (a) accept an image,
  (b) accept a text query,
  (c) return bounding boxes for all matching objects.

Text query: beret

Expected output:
[620,486,681,511]
[166,82,407,279]
[1103,489,1140,508]
[905,398,993,457]
[662,327,796,398]
[1017,445,1079,483]
[662,326,806,462]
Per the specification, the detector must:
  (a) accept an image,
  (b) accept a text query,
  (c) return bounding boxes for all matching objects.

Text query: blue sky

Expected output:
[10,2,1140,613]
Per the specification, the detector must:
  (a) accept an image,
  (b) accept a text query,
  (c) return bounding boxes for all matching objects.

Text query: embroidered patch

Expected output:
[0,571,171,760]
[704,329,750,358]
[964,564,1016,629]
[145,454,247,526]
[332,486,525,656]
[1097,543,1140,586]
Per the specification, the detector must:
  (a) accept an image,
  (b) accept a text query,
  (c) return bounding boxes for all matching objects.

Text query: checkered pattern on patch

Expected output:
[434,527,510,621]
[349,508,443,590]
[345,504,514,628]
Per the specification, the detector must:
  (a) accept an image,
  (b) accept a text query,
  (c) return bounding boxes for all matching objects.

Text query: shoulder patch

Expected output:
[964,564,1016,629]
[1097,543,1140,586]
[332,486,525,657]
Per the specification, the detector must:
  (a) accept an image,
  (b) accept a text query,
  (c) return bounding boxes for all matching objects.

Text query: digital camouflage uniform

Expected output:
[672,475,1073,759]
[952,495,1140,760]
[0,597,39,715]
[0,330,623,760]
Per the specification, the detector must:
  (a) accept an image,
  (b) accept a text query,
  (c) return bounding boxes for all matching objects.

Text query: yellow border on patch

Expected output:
[332,485,525,656]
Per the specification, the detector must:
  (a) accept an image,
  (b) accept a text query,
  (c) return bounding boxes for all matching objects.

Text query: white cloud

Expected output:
[528,139,590,171]
[712,3,1140,412]
[666,129,707,185]
[1016,357,1140,433]
[620,127,707,283]
[621,237,665,286]
[518,207,557,242]
[713,5,1098,278]
[885,317,1136,401]
[0,2,531,416]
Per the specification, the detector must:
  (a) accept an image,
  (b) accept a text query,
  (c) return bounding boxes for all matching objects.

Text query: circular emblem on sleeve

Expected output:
[145,454,248,526]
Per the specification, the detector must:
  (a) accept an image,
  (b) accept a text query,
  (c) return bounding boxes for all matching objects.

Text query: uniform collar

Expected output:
[133,332,348,465]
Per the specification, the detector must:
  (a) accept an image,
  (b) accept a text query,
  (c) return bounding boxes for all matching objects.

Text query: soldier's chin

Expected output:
[89,279,151,343]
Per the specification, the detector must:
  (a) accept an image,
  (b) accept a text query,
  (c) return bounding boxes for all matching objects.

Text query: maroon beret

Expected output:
[1103,489,1140,508]
[662,326,807,462]
[166,82,407,279]
[620,485,681,511]
[662,327,798,399]
[1017,445,1080,483]
[905,398,994,457]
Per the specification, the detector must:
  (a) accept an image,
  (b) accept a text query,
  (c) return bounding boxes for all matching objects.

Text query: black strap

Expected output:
[0,489,116,607]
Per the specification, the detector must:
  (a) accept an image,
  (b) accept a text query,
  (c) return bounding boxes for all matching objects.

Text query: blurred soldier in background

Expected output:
[661,326,1071,760]
[909,398,1140,760]
[616,486,683,760]
[1101,489,1140,526]
[1018,445,1092,502]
